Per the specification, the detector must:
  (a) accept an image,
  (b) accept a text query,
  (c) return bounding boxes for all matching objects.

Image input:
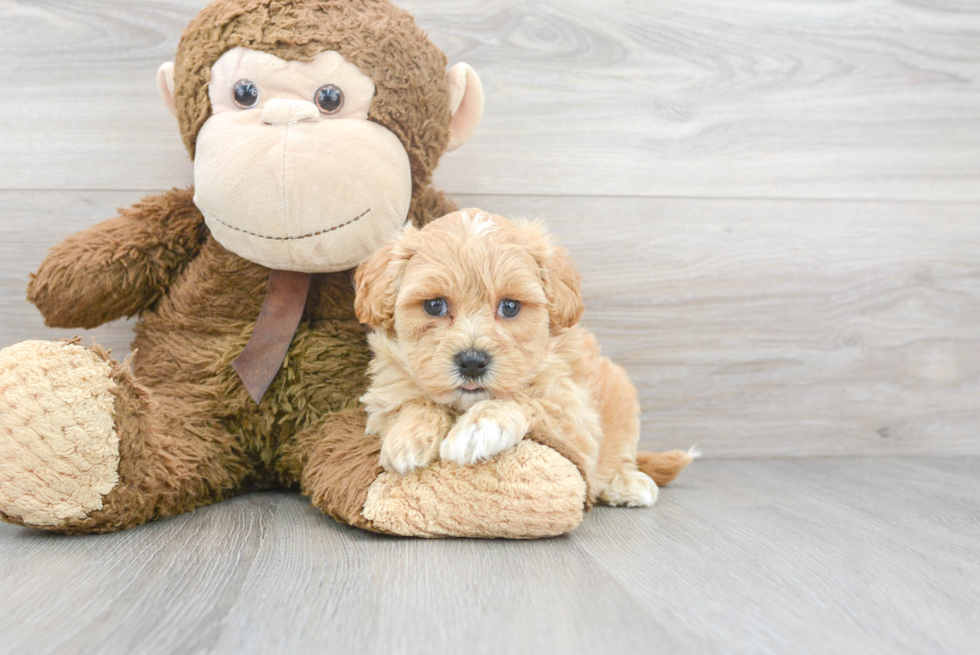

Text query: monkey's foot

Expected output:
[363,440,587,538]
[302,421,590,539]
[0,340,121,528]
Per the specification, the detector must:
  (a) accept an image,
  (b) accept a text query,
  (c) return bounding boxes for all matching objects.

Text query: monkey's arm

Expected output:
[281,406,590,539]
[28,188,206,329]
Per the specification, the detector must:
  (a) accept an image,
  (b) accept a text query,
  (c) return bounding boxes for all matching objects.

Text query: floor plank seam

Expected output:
[4,189,980,207]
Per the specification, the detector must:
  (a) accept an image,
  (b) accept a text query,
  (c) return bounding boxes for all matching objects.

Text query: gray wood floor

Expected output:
[0,458,977,655]
[0,1,978,653]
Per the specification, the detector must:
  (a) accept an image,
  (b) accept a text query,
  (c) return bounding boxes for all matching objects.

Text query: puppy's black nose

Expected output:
[456,350,491,379]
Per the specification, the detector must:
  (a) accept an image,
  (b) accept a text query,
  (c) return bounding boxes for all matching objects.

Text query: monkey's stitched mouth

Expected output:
[209,208,371,241]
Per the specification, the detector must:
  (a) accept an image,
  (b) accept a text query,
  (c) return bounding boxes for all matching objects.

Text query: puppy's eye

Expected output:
[315,84,344,114]
[498,299,521,318]
[233,80,259,109]
[423,298,448,317]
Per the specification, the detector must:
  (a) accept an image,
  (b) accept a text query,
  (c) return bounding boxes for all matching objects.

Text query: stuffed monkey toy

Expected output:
[0,0,691,538]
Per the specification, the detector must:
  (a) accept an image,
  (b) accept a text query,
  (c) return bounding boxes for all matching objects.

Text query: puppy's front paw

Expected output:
[381,431,440,474]
[598,469,659,507]
[440,401,529,466]
[379,406,452,474]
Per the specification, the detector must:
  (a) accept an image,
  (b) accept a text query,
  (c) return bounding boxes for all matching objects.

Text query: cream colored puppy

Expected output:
[354,210,683,506]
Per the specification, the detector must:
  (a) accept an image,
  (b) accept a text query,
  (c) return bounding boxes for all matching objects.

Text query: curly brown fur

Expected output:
[27,188,207,329]
[17,180,458,535]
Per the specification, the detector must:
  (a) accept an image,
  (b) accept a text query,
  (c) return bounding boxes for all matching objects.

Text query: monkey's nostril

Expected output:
[455,350,491,379]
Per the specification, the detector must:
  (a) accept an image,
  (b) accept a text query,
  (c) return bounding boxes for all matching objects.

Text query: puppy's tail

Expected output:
[637,446,700,486]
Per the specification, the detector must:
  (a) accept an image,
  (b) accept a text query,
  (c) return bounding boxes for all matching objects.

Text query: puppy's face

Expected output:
[355,210,583,411]
[392,221,550,410]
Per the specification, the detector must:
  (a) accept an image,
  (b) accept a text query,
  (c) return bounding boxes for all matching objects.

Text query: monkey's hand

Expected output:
[28,188,206,329]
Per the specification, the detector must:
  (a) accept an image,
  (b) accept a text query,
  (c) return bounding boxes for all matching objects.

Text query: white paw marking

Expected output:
[599,469,659,507]
[440,419,523,466]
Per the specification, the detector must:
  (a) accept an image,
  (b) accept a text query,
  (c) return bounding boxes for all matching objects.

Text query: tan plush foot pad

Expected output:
[362,440,587,538]
[0,341,120,526]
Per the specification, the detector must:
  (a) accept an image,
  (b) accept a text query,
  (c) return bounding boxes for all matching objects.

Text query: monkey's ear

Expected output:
[353,227,417,330]
[446,63,484,152]
[157,62,178,119]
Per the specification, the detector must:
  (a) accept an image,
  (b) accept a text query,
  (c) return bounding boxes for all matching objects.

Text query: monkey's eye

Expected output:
[498,299,521,319]
[233,80,259,109]
[423,299,448,317]
[315,84,344,114]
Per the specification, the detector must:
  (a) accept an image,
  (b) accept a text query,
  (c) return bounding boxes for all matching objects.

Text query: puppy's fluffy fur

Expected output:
[354,209,693,506]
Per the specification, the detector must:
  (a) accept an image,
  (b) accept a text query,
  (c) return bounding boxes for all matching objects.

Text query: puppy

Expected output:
[354,209,691,506]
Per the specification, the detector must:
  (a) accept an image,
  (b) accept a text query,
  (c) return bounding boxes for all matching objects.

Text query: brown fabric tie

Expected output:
[234,270,313,404]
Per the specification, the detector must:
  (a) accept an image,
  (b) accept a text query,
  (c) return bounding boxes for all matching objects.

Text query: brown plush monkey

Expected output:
[0,0,690,537]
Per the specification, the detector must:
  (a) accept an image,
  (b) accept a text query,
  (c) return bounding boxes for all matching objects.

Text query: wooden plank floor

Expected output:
[0,458,977,655]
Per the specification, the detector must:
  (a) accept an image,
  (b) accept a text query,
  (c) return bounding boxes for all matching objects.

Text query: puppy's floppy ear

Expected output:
[518,221,585,330]
[543,244,585,330]
[354,226,417,330]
